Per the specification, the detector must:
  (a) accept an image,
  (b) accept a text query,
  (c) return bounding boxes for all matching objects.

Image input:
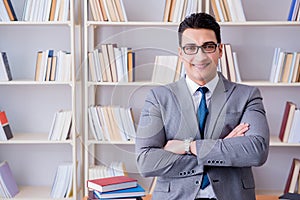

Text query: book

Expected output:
[279,192,300,200]
[3,0,17,21]
[0,52,13,81]
[284,158,300,193]
[93,184,145,199]
[0,111,13,140]
[151,55,178,83]
[278,101,297,143]
[50,163,73,198]
[0,161,19,198]
[87,176,137,193]
[287,109,300,143]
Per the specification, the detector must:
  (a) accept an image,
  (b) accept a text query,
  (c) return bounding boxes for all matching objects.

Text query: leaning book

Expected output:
[0,161,19,198]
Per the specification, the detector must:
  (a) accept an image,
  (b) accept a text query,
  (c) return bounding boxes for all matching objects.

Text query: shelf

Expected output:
[0,81,73,86]
[0,21,72,26]
[270,136,300,147]
[0,133,73,144]
[87,81,300,87]
[87,140,135,145]
[86,21,300,27]
[13,186,73,200]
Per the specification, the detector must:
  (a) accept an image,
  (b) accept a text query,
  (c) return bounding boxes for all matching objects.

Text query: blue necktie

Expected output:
[197,87,210,189]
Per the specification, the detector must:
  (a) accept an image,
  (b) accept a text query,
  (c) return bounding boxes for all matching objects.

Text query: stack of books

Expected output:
[50,163,73,198]
[87,176,145,199]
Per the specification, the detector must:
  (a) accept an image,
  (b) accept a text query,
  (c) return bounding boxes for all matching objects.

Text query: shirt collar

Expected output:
[185,74,219,96]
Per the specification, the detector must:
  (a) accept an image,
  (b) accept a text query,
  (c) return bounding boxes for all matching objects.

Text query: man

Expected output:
[135,13,269,200]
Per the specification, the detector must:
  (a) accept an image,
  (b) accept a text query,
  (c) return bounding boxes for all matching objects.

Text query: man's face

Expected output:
[178,28,223,85]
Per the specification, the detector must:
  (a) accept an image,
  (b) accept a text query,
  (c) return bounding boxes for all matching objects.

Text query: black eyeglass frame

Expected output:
[181,43,220,55]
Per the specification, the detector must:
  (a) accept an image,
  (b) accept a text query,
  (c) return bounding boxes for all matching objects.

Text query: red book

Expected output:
[278,101,296,142]
[87,176,137,193]
[284,158,300,193]
[0,111,13,140]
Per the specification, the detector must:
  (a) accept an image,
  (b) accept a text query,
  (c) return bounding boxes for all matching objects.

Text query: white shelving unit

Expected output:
[0,0,79,199]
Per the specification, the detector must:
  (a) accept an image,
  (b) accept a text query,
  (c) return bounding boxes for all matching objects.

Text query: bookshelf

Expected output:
[0,0,79,199]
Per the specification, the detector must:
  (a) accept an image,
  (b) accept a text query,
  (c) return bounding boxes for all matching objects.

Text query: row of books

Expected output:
[163,0,205,22]
[23,0,70,22]
[48,110,72,141]
[0,52,12,81]
[87,175,145,199]
[284,158,300,194]
[288,0,300,21]
[89,162,127,181]
[219,44,241,82]
[279,101,300,143]
[35,50,72,82]
[0,0,17,21]
[151,55,184,83]
[88,44,135,82]
[50,163,73,198]
[270,48,300,83]
[0,111,13,141]
[88,105,136,142]
[89,0,127,22]
[0,161,19,198]
[210,0,246,22]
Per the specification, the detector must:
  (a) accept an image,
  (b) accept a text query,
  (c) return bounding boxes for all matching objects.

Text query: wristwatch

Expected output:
[184,139,192,154]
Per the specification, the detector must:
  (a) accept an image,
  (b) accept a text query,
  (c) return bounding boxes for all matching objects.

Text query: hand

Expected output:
[164,140,186,154]
[225,123,249,139]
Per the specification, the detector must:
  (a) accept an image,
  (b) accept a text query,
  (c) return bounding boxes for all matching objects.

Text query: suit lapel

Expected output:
[171,78,200,139]
[205,73,236,139]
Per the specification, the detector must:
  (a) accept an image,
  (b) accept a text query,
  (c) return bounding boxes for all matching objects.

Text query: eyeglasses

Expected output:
[182,43,220,55]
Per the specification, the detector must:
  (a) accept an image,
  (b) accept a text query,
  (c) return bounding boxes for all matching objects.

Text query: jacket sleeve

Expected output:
[196,86,270,167]
[135,89,203,178]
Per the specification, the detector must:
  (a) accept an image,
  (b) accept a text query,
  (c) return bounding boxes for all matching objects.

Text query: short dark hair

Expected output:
[178,13,221,46]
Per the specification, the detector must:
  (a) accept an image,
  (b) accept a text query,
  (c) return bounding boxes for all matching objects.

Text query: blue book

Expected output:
[288,0,297,21]
[93,184,145,199]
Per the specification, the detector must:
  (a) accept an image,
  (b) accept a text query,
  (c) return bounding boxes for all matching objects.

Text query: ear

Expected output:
[218,43,223,58]
[178,46,183,57]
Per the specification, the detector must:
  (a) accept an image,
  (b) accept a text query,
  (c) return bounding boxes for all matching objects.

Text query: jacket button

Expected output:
[179,172,183,176]
[195,180,200,185]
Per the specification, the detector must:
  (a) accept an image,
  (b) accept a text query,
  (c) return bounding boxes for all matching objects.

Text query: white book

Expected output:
[0,1,10,21]
[88,106,99,140]
[288,109,300,143]
[215,0,225,22]
[114,47,125,82]
[269,48,281,82]
[273,52,286,83]
[93,49,102,82]
[0,54,9,81]
[232,52,242,82]
[232,0,246,21]
[54,0,62,21]
[60,110,72,140]
[112,107,127,141]
[88,52,97,82]
[43,0,52,21]
[90,106,104,141]
[152,55,178,83]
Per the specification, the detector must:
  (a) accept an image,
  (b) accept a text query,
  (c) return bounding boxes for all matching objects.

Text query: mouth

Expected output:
[191,62,210,69]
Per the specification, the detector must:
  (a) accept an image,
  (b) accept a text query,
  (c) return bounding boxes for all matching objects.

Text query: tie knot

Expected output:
[197,87,208,95]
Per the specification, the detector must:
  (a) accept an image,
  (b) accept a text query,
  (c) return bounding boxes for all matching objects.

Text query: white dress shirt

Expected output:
[185,74,219,199]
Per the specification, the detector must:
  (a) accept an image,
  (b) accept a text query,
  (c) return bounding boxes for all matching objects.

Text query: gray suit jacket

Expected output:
[135,72,269,200]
